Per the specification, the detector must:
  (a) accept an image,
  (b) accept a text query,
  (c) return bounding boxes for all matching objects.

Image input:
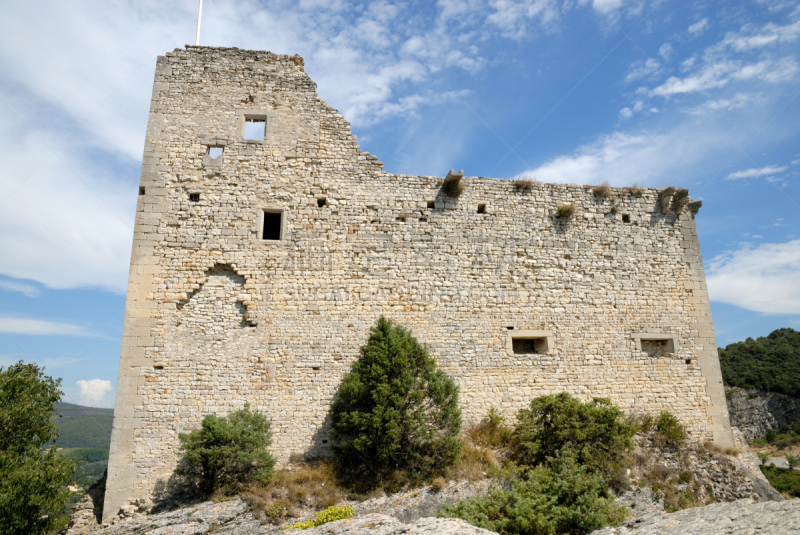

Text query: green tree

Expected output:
[175,403,275,495]
[719,328,800,397]
[330,316,462,486]
[0,361,76,535]
[512,392,635,475]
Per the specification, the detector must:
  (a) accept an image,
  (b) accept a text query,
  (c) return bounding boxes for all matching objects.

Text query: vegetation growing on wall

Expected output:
[719,328,800,397]
[330,316,462,488]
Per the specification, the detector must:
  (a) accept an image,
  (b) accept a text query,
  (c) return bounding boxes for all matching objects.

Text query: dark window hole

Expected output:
[397,216,406,222]
[419,217,427,222]
[322,440,328,444]
[139,186,145,195]
[262,211,282,240]
[477,204,487,214]
[317,198,327,207]
[244,118,266,140]
[685,359,691,365]
[622,214,630,223]
[312,366,320,371]
[507,326,514,330]
[208,146,223,158]
[512,338,544,354]
[189,193,200,202]
[427,201,435,209]
[153,365,164,370]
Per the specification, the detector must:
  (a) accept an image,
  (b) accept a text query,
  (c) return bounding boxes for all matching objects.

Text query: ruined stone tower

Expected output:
[104,46,732,520]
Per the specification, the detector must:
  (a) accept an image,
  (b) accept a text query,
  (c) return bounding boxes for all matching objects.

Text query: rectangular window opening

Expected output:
[477,204,487,214]
[512,337,546,354]
[189,193,200,202]
[317,198,327,207]
[244,118,266,140]
[427,201,436,209]
[622,214,630,223]
[262,211,282,240]
[139,186,145,195]
[641,339,668,358]
[207,146,223,158]
[507,326,514,330]
[153,365,164,370]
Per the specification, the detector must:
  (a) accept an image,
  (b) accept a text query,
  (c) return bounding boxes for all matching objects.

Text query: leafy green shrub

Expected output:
[761,465,800,498]
[330,316,462,487]
[175,403,276,495]
[655,411,686,445]
[439,454,626,535]
[0,361,76,535]
[766,429,777,443]
[283,505,356,530]
[757,452,770,465]
[788,455,798,469]
[512,393,635,475]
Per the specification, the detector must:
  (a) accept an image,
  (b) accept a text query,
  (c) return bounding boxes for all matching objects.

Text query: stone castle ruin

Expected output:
[104,46,733,520]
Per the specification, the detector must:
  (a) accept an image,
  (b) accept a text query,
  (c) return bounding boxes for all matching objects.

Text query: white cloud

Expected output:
[651,58,798,96]
[625,58,661,83]
[720,19,800,51]
[688,18,709,36]
[0,316,95,337]
[620,107,633,118]
[515,118,733,186]
[707,240,800,314]
[76,378,113,407]
[727,164,788,179]
[0,280,39,297]
[686,92,761,115]
[659,43,673,60]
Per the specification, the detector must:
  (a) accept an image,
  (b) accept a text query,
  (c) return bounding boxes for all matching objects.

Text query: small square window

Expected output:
[244,118,266,140]
[427,201,435,209]
[262,211,282,240]
[189,193,200,202]
[622,214,630,223]
[477,204,487,214]
[139,187,145,195]
[317,198,327,207]
[208,146,223,158]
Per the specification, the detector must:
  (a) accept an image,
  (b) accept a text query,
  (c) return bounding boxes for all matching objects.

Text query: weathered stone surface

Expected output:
[590,498,800,534]
[726,386,800,441]
[104,45,733,520]
[66,470,107,534]
[281,514,496,534]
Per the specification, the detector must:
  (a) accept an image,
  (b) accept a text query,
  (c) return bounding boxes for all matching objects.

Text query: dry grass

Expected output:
[592,181,612,197]
[446,408,512,482]
[627,184,644,196]
[703,441,739,457]
[514,179,536,190]
[556,203,575,218]
[243,461,349,524]
[442,174,465,198]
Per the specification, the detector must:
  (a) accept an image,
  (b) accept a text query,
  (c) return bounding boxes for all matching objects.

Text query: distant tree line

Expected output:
[719,328,800,397]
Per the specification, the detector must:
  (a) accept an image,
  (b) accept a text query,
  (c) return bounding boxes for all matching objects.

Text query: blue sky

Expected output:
[1,0,799,407]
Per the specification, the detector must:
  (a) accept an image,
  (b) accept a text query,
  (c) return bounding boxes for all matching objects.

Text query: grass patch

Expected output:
[556,203,575,218]
[514,179,536,190]
[283,505,356,530]
[592,181,612,198]
[441,174,465,198]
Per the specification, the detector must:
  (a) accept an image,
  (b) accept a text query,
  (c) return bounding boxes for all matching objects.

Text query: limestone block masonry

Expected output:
[103,46,733,520]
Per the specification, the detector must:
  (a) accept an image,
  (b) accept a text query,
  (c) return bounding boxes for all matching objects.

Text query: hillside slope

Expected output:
[719,328,800,397]
[54,402,114,449]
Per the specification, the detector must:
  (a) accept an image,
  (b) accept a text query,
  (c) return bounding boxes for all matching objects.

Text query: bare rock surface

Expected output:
[280,514,496,534]
[590,498,800,534]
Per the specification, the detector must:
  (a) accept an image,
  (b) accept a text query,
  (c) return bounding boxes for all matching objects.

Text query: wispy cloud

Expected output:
[0,316,95,337]
[688,18,709,36]
[707,239,800,314]
[727,164,788,179]
[0,279,39,297]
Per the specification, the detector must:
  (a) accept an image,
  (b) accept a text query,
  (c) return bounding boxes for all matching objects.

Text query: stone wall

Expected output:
[103,46,732,520]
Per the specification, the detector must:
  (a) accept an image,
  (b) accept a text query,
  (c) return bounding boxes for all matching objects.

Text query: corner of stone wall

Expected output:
[678,213,734,449]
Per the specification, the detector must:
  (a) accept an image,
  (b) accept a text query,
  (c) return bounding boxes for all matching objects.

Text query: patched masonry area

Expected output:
[104,46,732,520]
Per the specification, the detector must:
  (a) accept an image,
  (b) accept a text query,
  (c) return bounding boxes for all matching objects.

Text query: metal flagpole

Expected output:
[195,0,203,45]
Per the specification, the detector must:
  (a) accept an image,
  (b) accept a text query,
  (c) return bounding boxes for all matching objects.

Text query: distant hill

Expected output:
[719,328,800,397]
[53,402,114,449]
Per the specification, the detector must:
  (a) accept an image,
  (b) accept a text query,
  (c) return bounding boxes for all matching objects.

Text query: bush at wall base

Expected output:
[174,403,276,495]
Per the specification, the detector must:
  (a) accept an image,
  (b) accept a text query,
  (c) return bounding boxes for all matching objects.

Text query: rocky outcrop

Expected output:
[590,498,800,534]
[65,470,107,535]
[281,514,496,534]
[726,386,800,441]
